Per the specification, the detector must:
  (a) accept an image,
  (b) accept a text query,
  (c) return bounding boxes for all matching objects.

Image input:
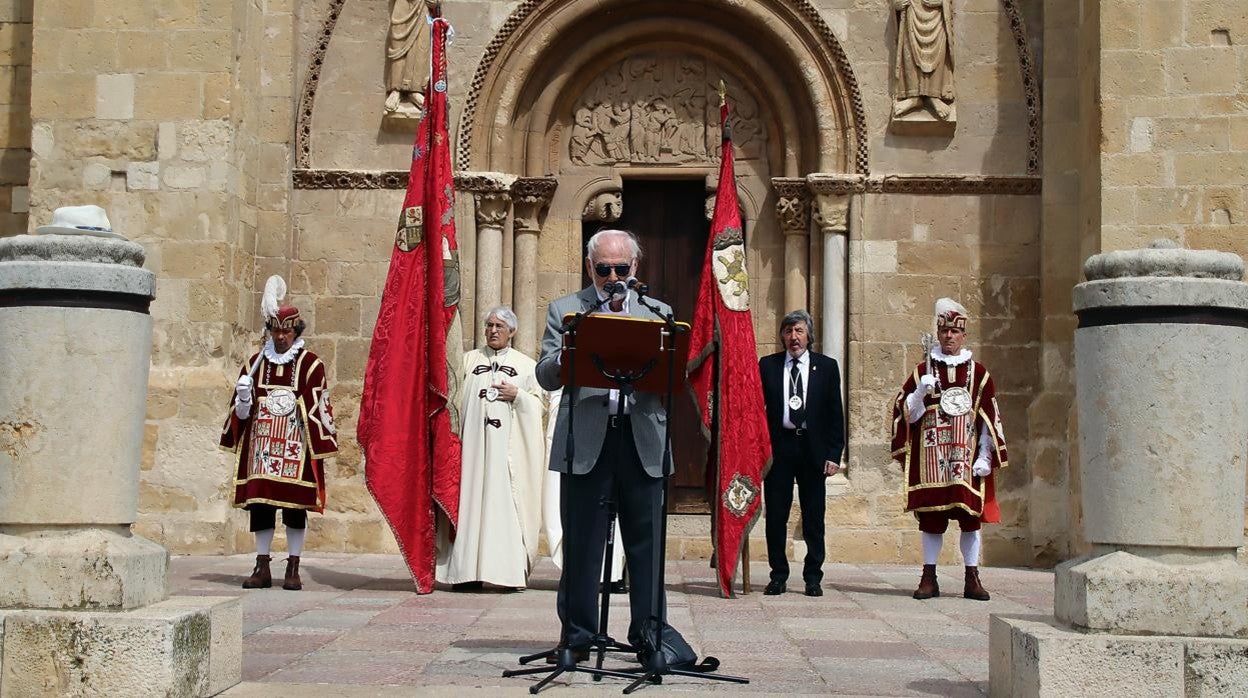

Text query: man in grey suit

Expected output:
[535,229,672,655]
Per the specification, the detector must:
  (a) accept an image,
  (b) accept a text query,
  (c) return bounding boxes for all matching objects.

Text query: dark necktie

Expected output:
[789,360,806,427]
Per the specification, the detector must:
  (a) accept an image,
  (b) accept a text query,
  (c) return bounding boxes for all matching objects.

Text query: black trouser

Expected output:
[248,504,307,532]
[556,417,665,648]
[763,430,826,585]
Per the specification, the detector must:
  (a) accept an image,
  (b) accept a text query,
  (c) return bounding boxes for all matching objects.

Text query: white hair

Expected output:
[585,229,641,262]
[484,306,518,331]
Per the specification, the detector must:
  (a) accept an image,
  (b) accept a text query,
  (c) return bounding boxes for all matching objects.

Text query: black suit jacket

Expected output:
[759,351,846,470]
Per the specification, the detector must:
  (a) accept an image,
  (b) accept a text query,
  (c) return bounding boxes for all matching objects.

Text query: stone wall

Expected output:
[0,0,30,233]
[847,193,1041,566]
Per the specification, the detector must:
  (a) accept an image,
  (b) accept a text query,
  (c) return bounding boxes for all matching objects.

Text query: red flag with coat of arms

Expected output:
[686,94,772,599]
[358,16,464,594]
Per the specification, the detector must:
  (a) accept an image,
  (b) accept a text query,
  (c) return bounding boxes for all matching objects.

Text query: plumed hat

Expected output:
[261,276,301,330]
[934,297,967,331]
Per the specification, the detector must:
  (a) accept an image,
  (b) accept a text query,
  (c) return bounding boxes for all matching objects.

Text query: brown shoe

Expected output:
[242,554,272,589]
[282,555,302,591]
[963,566,990,601]
[912,564,939,599]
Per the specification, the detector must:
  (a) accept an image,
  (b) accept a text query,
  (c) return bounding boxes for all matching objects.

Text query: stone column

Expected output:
[807,174,858,402]
[0,229,240,695]
[462,173,515,337]
[989,241,1248,696]
[511,177,557,357]
[772,177,809,314]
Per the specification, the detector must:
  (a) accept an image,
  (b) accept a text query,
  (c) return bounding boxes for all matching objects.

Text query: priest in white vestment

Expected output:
[437,306,546,590]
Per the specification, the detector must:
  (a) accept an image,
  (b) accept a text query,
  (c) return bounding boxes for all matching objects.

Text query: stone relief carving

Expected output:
[772,177,810,236]
[891,0,956,122]
[583,191,623,222]
[569,55,765,166]
[384,0,440,120]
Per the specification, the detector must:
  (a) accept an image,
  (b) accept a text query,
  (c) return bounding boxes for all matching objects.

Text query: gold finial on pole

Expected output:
[718,80,727,108]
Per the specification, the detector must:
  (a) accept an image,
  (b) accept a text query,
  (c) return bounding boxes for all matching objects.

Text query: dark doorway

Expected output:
[582,178,714,513]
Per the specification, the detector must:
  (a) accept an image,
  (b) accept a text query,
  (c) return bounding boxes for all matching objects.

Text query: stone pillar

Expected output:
[465,173,515,334]
[772,177,809,314]
[989,241,1248,696]
[0,230,241,696]
[511,177,557,358]
[807,174,857,402]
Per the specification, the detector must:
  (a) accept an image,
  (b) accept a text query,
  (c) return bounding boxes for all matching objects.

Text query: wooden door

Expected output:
[582,179,713,512]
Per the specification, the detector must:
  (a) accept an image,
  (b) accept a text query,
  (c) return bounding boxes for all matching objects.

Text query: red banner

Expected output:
[359,17,463,594]
[686,98,772,598]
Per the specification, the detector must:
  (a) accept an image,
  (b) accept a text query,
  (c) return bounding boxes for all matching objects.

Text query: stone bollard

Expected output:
[0,224,241,697]
[989,241,1248,697]
[0,232,167,608]
[1062,239,1248,637]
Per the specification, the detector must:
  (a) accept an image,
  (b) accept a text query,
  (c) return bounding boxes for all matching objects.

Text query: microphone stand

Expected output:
[503,282,649,693]
[624,284,749,693]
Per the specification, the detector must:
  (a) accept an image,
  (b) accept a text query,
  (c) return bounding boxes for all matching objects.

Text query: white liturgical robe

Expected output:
[437,346,545,587]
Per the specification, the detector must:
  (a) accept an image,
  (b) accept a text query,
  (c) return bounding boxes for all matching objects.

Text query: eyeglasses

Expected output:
[593,263,631,278]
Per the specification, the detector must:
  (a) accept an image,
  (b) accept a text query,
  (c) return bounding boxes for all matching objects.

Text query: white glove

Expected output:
[972,457,991,478]
[918,374,938,395]
[235,375,253,403]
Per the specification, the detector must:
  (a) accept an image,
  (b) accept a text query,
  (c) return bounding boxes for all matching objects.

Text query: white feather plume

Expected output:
[260,275,287,322]
[934,297,966,319]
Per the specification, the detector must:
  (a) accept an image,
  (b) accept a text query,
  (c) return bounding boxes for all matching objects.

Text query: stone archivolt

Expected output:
[569,55,765,167]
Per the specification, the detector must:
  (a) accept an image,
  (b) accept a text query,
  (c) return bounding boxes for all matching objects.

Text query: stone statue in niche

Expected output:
[892,0,956,122]
[568,54,764,166]
[385,0,440,120]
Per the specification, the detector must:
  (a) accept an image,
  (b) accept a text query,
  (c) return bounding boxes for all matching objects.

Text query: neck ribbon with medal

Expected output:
[921,333,973,420]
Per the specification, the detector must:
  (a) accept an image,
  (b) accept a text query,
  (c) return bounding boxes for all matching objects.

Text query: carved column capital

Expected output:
[583,189,623,222]
[771,177,810,237]
[512,177,557,234]
[461,172,515,230]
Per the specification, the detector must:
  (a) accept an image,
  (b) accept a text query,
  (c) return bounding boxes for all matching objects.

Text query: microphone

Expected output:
[625,276,640,290]
[602,281,625,297]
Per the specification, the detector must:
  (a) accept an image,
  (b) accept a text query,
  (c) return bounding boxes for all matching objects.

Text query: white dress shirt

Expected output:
[782,350,809,429]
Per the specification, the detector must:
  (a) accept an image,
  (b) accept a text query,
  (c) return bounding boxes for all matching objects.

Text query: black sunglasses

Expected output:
[593,263,631,277]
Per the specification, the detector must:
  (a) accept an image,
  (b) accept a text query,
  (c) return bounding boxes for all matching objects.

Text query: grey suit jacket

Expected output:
[536,286,673,478]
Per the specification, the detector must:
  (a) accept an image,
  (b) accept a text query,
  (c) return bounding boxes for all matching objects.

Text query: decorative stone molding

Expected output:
[807,173,867,197]
[583,190,623,222]
[512,177,557,232]
[458,172,516,195]
[292,168,408,189]
[772,177,810,236]
[295,0,347,170]
[1002,0,1042,175]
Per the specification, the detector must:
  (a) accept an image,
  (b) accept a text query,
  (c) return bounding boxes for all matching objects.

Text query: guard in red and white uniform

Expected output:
[221,277,337,591]
[890,298,1007,601]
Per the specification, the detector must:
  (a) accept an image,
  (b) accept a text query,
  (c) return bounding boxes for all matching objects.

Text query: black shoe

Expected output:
[545,646,590,664]
[764,580,786,595]
[609,580,628,594]
[451,581,483,592]
[804,583,823,597]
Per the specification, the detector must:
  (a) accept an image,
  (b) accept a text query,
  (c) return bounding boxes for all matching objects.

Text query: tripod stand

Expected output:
[622,288,749,693]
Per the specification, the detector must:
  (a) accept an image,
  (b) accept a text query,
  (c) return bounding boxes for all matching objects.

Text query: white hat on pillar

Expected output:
[35,205,124,239]
[934,297,968,331]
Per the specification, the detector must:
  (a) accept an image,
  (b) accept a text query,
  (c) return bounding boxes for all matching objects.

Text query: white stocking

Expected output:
[921,532,942,565]
[960,530,981,567]
[286,527,306,557]
[255,528,275,556]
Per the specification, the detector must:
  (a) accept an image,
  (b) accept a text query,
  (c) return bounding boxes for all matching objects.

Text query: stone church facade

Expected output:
[2,0,1245,568]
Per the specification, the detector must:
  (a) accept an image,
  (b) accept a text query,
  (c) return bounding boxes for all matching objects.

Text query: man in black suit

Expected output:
[758,310,845,597]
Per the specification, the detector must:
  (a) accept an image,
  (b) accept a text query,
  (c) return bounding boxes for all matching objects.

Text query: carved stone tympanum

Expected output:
[891,0,956,123]
[569,55,765,166]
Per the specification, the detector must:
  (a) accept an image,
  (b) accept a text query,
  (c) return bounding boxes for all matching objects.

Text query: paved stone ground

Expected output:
[170,554,1054,696]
